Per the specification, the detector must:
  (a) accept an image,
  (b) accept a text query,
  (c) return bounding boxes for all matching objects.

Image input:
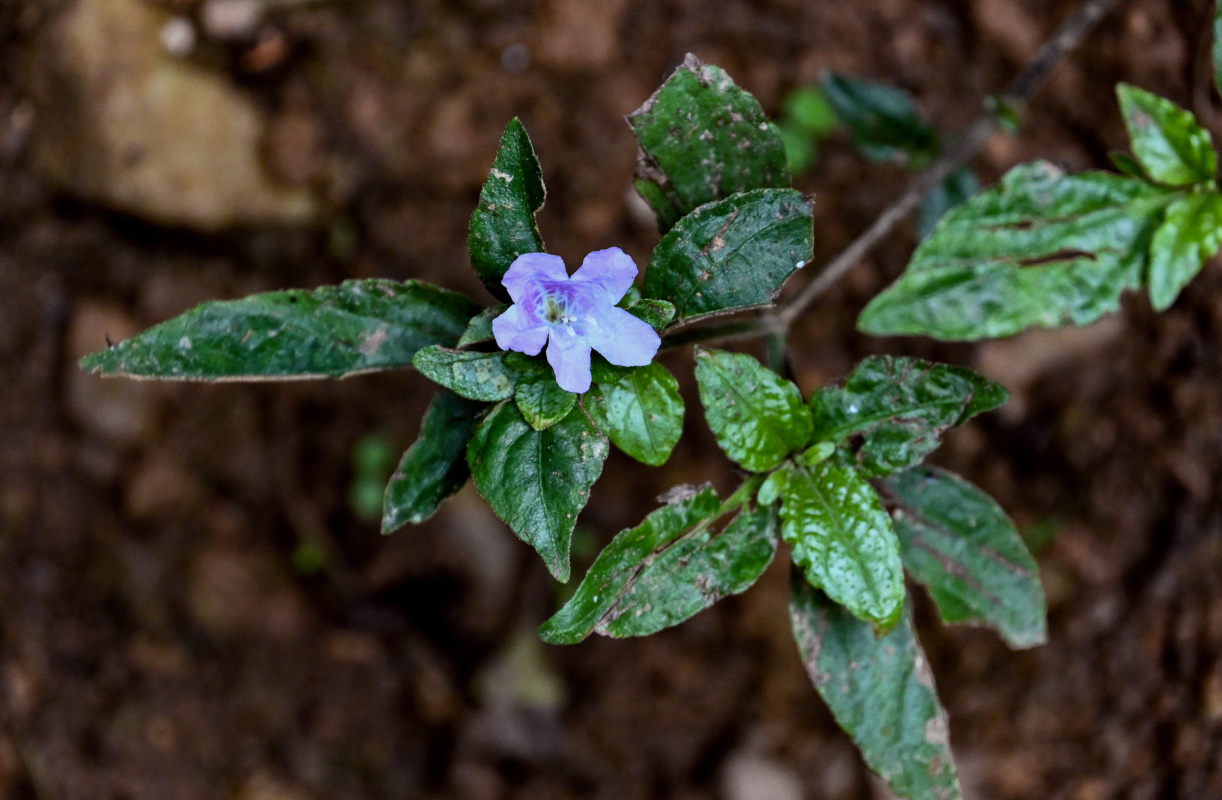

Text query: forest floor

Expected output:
[2,0,1221,798]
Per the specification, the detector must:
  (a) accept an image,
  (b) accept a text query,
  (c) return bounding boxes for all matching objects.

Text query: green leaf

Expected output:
[790,579,961,800]
[859,161,1173,341]
[625,299,677,331]
[809,356,1008,477]
[457,305,509,347]
[539,481,776,643]
[412,346,517,402]
[80,280,479,379]
[881,466,1046,649]
[628,53,790,232]
[515,370,577,431]
[1110,151,1148,179]
[467,401,608,581]
[782,126,817,176]
[1116,83,1216,187]
[756,465,791,506]
[584,362,684,466]
[821,72,939,164]
[1147,190,1222,310]
[780,86,838,176]
[1215,3,1222,98]
[917,166,978,240]
[694,348,812,472]
[382,391,481,531]
[780,458,904,627]
[799,441,836,468]
[468,118,546,301]
[644,188,813,325]
[782,85,838,139]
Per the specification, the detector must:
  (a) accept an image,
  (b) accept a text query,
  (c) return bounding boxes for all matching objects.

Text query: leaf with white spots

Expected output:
[628,53,790,232]
[540,479,776,643]
[694,348,812,472]
[780,457,904,629]
[790,578,961,800]
[80,280,478,379]
[469,118,547,301]
[809,356,1008,477]
[645,189,814,324]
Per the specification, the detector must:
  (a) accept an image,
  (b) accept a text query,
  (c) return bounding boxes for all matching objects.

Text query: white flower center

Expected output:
[543,296,577,326]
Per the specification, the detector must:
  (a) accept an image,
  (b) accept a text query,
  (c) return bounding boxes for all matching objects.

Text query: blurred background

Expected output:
[3,0,1221,797]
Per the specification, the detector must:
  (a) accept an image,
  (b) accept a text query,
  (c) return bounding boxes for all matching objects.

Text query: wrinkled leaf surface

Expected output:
[780,458,904,627]
[540,485,777,643]
[790,579,961,800]
[859,161,1172,340]
[81,280,478,379]
[645,189,813,324]
[468,118,546,300]
[695,348,812,472]
[584,362,684,466]
[882,465,1046,648]
[468,402,608,581]
[809,356,1007,476]
[629,53,789,231]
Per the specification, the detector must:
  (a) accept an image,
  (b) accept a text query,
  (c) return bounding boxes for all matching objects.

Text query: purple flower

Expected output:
[491,248,661,393]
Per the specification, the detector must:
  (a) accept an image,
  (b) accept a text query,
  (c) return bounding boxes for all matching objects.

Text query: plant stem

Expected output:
[663,0,1130,348]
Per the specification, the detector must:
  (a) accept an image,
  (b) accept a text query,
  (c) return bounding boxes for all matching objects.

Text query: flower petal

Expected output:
[545,329,592,393]
[570,247,638,304]
[492,303,548,355]
[580,306,660,367]
[501,252,569,303]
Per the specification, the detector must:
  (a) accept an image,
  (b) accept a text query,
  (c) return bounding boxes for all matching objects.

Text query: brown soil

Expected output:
[3,1,1221,798]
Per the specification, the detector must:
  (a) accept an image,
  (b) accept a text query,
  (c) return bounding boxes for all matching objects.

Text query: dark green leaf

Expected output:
[515,370,577,431]
[539,481,776,643]
[382,391,481,531]
[917,166,978,240]
[80,280,479,379]
[457,305,509,347]
[467,401,608,581]
[468,118,546,301]
[1215,4,1222,99]
[625,299,677,330]
[628,53,789,232]
[881,466,1046,649]
[1147,190,1222,311]
[412,346,517,402]
[1116,83,1216,187]
[781,458,904,627]
[790,579,961,800]
[821,72,939,164]
[644,188,813,324]
[1109,151,1147,179]
[584,362,684,466]
[859,161,1173,340]
[809,356,1008,477]
[694,348,812,472]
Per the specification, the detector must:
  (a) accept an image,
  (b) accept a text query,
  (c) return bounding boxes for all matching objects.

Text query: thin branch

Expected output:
[666,0,1129,348]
